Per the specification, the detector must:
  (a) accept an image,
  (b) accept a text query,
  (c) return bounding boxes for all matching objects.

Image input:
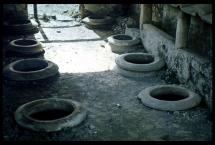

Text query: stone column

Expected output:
[175,11,190,49]
[139,4,152,30]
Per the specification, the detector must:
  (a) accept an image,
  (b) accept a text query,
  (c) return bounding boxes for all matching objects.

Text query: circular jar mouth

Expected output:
[14,98,87,132]
[25,101,75,121]
[124,54,154,64]
[113,35,133,40]
[14,39,37,46]
[150,86,189,101]
[13,59,48,72]
[8,19,31,25]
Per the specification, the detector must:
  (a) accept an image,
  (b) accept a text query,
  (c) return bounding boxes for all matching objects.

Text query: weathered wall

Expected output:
[3,4,28,21]
[161,5,178,37]
[129,4,140,25]
[161,5,212,59]
[152,4,163,28]
[83,4,123,17]
[188,16,212,59]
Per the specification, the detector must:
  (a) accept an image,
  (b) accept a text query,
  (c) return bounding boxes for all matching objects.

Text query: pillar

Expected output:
[79,4,85,19]
[139,4,152,30]
[175,11,190,49]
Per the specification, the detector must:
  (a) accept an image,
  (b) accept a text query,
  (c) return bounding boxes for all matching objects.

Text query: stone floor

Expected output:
[2,5,212,141]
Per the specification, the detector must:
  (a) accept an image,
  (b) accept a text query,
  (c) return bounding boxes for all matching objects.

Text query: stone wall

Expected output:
[3,4,28,21]
[188,16,212,59]
[129,4,164,28]
[129,4,140,25]
[161,5,178,37]
[161,5,212,59]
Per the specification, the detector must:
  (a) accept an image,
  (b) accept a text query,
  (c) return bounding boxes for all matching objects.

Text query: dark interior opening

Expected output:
[14,39,37,46]
[13,60,48,72]
[150,88,189,101]
[124,54,154,64]
[29,109,73,121]
[89,15,105,19]
[113,35,132,40]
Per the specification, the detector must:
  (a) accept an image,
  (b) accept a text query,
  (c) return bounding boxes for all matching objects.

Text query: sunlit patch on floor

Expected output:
[44,42,118,73]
